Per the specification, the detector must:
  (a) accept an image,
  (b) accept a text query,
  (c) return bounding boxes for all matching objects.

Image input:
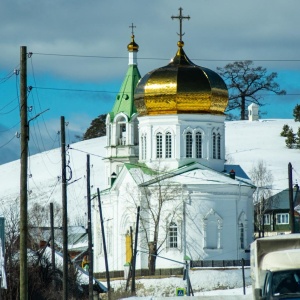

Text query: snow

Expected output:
[0,137,107,222]
[225,119,300,192]
[111,268,253,299]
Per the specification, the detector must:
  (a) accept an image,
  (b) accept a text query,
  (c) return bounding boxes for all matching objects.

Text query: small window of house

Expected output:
[276,213,289,225]
[263,214,270,225]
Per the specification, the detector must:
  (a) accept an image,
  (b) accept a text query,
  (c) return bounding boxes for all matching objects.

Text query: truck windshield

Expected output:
[273,270,300,296]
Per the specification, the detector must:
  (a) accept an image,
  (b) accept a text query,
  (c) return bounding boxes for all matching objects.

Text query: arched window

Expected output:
[186,132,192,158]
[107,123,111,146]
[117,116,127,145]
[206,220,218,249]
[196,132,202,158]
[141,134,147,160]
[212,132,216,159]
[165,132,172,158]
[240,223,245,249]
[169,222,178,248]
[217,133,221,159]
[204,209,223,249]
[238,212,247,250]
[156,132,162,158]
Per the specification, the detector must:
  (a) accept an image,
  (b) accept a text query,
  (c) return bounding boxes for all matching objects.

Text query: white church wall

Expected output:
[145,186,185,270]
[94,165,254,274]
[94,168,156,273]
[95,176,253,272]
[177,184,253,263]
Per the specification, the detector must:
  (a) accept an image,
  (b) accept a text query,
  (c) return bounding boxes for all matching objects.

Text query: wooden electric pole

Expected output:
[61,116,68,300]
[97,188,111,297]
[131,206,140,294]
[86,155,93,299]
[50,202,56,288]
[288,162,295,233]
[20,45,28,300]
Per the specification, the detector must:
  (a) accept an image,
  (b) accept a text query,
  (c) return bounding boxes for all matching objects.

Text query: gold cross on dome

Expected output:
[171,7,190,42]
[129,23,136,35]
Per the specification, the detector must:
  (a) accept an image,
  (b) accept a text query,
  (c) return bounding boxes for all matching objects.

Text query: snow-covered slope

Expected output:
[0,119,299,222]
[0,136,107,222]
[226,119,300,192]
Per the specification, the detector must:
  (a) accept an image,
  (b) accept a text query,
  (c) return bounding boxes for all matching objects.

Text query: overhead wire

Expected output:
[0,121,20,133]
[30,85,300,97]
[0,97,19,112]
[26,56,62,172]
[64,130,90,214]
[0,134,16,149]
[31,52,300,62]
[29,56,56,143]
[0,104,19,115]
[0,68,19,85]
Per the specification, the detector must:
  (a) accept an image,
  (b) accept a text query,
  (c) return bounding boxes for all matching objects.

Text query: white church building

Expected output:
[93,20,255,274]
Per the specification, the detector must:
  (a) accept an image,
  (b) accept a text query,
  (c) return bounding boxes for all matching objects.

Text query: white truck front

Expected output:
[251,234,300,300]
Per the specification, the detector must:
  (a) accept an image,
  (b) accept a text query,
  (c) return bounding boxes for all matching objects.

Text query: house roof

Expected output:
[265,187,300,211]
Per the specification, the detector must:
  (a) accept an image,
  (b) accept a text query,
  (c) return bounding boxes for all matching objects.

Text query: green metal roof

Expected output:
[110,64,141,121]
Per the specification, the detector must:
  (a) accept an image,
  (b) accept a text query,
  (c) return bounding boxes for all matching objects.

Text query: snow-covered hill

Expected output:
[0,119,299,222]
[225,119,300,192]
[0,136,107,222]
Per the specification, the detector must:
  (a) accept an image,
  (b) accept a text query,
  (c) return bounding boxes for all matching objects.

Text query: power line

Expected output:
[0,121,20,133]
[0,134,16,149]
[0,103,19,115]
[32,52,168,61]
[31,52,300,62]
[31,86,116,94]
[0,97,19,112]
[30,86,300,97]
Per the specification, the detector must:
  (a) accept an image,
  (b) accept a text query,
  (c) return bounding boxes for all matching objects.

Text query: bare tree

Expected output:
[29,202,62,227]
[126,164,183,275]
[250,160,274,236]
[28,202,63,250]
[3,199,21,300]
[1,200,87,299]
[217,61,286,120]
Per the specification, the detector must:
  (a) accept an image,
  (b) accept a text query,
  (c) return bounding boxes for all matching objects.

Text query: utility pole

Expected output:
[97,188,111,298]
[20,45,28,300]
[61,116,68,300]
[131,206,140,294]
[50,203,56,288]
[288,162,295,233]
[86,155,93,299]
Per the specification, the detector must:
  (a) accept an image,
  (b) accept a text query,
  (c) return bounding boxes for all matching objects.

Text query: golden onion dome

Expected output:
[134,43,228,116]
[127,35,139,52]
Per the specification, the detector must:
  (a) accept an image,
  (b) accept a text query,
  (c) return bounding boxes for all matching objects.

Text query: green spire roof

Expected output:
[109,65,141,121]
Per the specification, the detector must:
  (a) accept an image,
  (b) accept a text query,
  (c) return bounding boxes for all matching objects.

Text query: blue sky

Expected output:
[1,0,300,164]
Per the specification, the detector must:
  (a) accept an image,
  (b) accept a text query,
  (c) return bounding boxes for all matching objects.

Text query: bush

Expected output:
[293,104,300,122]
[280,124,290,137]
[285,128,295,149]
